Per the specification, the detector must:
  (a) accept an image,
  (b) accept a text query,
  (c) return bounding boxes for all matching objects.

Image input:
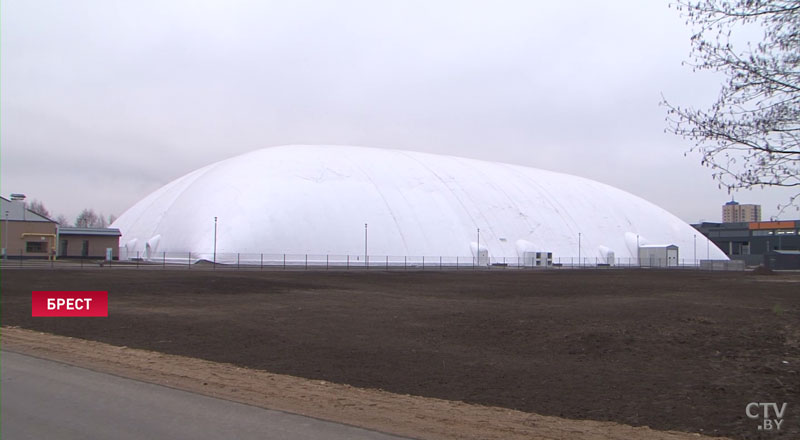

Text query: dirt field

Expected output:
[2,269,798,439]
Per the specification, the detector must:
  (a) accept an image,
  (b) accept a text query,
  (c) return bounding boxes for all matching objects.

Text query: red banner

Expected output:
[32,291,108,317]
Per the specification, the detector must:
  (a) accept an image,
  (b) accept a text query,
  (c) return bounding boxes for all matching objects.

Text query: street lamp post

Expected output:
[364,223,368,267]
[213,216,218,269]
[477,228,480,266]
[3,210,9,260]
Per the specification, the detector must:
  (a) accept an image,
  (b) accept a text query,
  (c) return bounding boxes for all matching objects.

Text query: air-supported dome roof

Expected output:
[112,145,727,262]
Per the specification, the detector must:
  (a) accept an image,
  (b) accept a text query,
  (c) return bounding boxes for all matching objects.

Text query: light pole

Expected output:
[364,223,368,267]
[578,232,581,267]
[213,216,218,269]
[477,227,480,266]
[3,210,8,260]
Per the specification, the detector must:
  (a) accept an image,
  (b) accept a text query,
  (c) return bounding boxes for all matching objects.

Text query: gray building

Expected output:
[764,250,800,270]
[692,220,800,267]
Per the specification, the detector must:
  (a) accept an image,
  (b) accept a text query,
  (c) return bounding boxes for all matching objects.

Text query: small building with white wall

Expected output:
[638,244,679,267]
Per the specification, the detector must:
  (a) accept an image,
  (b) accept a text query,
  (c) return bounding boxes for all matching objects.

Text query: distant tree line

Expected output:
[26,199,116,228]
[74,208,117,228]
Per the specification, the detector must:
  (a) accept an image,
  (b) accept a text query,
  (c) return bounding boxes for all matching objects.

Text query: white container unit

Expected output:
[638,244,679,267]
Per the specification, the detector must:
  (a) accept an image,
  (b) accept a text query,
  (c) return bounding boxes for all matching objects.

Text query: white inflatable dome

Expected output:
[112,145,727,263]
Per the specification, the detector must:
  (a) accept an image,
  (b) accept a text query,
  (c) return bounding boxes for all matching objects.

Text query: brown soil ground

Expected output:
[2,269,798,439]
[2,327,722,440]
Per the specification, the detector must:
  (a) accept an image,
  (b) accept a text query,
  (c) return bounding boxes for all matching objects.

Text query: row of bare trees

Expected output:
[27,200,116,228]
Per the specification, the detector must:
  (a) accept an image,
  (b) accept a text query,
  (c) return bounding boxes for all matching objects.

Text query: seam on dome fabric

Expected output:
[396,150,485,252]
[342,149,412,255]
[452,157,539,249]
[145,162,221,253]
[498,162,583,241]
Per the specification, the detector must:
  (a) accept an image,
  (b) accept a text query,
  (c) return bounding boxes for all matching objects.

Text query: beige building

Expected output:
[1,196,58,259]
[722,200,761,223]
[58,227,121,259]
[1,196,122,260]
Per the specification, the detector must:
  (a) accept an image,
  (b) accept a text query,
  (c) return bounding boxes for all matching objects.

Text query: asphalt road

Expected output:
[1,351,407,440]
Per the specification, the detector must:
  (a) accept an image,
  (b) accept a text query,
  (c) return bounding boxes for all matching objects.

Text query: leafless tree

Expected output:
[663,0,800,211]
[75,209,101,228]
[28,199,51,218]
[55,214,70,227]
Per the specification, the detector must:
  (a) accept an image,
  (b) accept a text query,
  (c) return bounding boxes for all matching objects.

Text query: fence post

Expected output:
[163,252,166,269]
[188,252,192,269]
[137,251,140,268]
[237,253,240,270]
[385,255,388,271]
[283,253,286,270]
[305,254,308,270]
[260,253,263,270]
[456,256,459,270]
[422,256,425,270]
[404,255,406,270]
[326,254,329,270]
[439,256,442,270]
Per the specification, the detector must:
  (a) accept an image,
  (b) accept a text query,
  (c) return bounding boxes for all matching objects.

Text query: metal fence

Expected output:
[0,249,746,271]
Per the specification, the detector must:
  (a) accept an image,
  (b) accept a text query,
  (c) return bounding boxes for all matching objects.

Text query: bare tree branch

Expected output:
[664,0,800,211]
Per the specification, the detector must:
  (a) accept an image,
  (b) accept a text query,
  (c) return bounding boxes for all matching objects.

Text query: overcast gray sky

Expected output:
[2,0,795,224]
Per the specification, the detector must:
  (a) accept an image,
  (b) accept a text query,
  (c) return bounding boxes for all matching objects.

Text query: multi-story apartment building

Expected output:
[722,200,761,223]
